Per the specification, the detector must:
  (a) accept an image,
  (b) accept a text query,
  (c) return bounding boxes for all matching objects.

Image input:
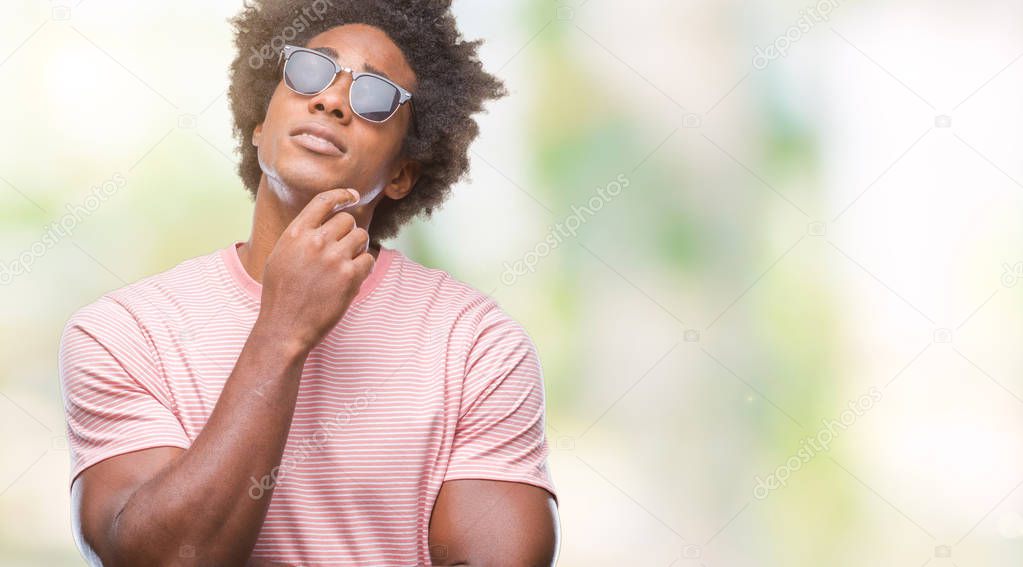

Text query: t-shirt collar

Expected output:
[219,240,394,306]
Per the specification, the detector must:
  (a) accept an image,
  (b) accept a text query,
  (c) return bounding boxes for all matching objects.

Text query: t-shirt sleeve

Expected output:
[58,296,191,490]
[443,301,557,503]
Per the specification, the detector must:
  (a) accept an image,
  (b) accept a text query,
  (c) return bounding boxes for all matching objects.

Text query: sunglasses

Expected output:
[278,44,414,124]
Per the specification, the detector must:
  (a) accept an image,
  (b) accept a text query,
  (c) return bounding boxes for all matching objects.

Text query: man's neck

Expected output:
[237,176,378,284]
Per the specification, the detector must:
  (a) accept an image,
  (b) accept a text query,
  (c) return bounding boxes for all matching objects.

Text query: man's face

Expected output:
[252,24,418,207]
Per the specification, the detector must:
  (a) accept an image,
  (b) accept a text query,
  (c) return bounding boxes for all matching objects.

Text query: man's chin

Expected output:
[273,166,349,198]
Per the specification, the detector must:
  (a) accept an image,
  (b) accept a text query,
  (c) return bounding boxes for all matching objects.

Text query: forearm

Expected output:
[108,320,309,566]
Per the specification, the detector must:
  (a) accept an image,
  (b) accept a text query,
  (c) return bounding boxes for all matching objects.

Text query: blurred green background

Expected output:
[2,0,1023,565]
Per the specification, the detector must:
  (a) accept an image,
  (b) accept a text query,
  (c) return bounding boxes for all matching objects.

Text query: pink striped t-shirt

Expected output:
[58,240,557,566]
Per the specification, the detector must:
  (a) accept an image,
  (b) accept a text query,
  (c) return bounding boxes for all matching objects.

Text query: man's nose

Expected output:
[308,74,353,121]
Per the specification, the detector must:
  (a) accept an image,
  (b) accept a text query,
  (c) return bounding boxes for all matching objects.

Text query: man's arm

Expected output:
[72,328,309,566]
[69,188,373,566]
[428,299,560,566]
[429,479,559,566]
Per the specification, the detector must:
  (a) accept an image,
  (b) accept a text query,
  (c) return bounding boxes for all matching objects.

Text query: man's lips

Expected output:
[289,122,346,156]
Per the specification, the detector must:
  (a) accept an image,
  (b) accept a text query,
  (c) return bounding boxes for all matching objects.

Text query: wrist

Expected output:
[249,316,312,362]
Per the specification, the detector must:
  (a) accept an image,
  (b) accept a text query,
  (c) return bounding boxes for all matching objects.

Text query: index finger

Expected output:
[294,188,360,229]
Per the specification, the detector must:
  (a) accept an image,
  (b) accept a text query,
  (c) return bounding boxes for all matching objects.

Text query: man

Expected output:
[58,1,560,565]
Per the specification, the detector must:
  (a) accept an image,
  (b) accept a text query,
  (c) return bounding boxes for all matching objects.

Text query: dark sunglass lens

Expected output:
[284,51,335,94]
[351,75,401,121]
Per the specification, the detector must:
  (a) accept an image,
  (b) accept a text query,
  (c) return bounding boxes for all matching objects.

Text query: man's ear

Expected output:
[382,159,422,201]
[252,122,263,147]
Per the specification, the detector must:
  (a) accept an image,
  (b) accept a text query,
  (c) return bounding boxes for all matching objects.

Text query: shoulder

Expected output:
[60,247,223,344]
[385,247,524,334]
[383,248,537,362]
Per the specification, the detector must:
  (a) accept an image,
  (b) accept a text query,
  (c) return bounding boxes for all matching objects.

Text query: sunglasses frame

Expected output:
[278,44,414,125]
